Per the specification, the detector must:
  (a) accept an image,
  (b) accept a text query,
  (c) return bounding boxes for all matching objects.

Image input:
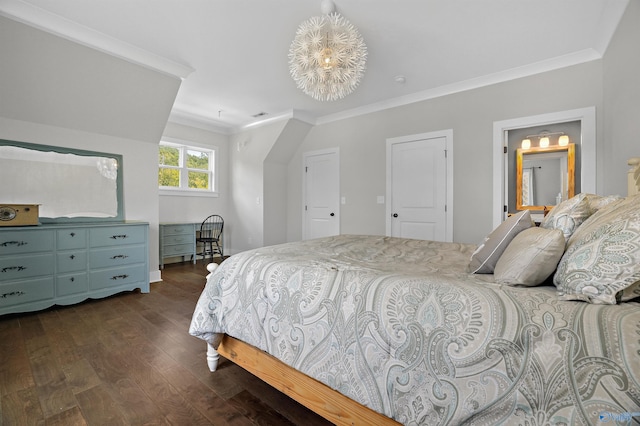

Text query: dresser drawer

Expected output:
[57,229,87,250]
[57,273,88,297]
[0,230,54,255]
[57,251,88,273]
[0,254,54,280]
[89,264,146,290]
[90,225,146,248]
[161,224,194,236]
[90,245,145,268]
[0,277,54,308]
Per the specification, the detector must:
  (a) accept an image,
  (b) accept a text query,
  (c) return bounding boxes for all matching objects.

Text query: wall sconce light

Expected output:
[539,136,550,148]
[521,131,567,149]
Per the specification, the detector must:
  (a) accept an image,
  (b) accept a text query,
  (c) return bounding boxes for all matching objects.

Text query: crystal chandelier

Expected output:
[288,1,367,102]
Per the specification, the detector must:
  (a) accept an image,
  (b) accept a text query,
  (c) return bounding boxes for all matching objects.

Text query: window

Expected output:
[159,141,216,195]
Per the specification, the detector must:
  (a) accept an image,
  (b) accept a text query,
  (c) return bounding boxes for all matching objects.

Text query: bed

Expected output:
[189,159,640,425]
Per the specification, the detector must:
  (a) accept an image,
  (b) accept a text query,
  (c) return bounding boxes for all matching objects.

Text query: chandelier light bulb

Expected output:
[289,12,367,101]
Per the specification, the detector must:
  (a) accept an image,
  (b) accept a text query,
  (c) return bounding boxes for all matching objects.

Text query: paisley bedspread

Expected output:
[189,235,640,425]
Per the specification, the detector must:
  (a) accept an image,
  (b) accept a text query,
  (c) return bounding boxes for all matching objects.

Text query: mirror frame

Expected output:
[0,139,124,223]
[516,143,575,211]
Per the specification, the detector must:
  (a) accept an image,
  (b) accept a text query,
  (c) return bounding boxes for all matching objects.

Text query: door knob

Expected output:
[393,213,398,218]
[330,213,335,216]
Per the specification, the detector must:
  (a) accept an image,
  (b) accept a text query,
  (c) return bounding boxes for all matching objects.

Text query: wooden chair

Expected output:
[196,215,223,260]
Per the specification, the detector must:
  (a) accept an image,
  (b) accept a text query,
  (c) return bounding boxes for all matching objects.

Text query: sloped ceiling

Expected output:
[0,0,629,132]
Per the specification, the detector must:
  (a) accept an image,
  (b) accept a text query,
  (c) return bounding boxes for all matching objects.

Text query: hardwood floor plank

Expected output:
[160,365,253,426]
[0,260,334,425]
[74,384,128,426]
[1,387,44,426]
[43,406,87,426]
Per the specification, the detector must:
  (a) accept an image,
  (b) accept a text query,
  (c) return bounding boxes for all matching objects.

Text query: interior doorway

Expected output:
[492,107,596,228]
[386,130,453,242]
[302,148,340,240]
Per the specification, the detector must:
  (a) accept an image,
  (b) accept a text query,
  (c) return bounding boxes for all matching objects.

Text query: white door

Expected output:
[303,149,339,240]
[388,137,447,241]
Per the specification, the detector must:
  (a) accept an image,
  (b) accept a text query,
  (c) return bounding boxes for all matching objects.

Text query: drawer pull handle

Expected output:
[70,277,75,282]
[70,255,76,259]
[0,291,25,299]
[110,234,128,240]
[1,240,27,247]
[1,266,26,273]
[110,255,129,260]
[70,232,76,237]
[111,274,129,280]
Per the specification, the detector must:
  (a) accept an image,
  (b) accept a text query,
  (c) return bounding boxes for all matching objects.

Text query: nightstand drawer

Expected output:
[57,273,89,297]
[0,277,54,308]
[89,264,146,290]
[0,254,54,280]
[90,245,145,268]
[90,225,146,248]
[0,230,54,255]
[57,229,87,250]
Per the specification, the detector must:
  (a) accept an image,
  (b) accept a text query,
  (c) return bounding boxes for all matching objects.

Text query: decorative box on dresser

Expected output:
[0,221,149,316]
[159,222,196,269]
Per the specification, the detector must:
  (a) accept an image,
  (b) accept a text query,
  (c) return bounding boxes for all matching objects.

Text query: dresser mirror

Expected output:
[0,140,124,222]
[516,143,575,211]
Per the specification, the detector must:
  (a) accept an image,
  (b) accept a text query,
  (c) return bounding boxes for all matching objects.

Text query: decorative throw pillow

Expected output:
[469,210,532,274]
[494,227,565,286]
[541,193,592,241]
[585,193,623,212]
[553,194,640,304]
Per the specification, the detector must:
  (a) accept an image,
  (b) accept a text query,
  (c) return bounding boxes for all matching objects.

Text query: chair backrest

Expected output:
[200,215,224,239]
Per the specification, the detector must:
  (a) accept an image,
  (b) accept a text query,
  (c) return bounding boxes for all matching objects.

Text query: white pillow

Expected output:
[469,210,532,274]
[494,227,565,286]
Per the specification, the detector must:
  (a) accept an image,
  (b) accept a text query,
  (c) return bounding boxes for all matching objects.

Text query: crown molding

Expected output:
[168,110,233,135]
[316,48,602,126]
[0,0,194,79]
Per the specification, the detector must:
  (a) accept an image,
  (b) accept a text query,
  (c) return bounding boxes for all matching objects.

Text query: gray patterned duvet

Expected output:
[189,234,640,425]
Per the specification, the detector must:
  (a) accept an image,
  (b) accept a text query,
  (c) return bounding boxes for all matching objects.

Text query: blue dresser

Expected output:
[0,222,149,315]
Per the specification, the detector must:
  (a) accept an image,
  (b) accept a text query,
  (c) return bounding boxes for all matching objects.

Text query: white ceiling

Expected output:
[0,0,629,132]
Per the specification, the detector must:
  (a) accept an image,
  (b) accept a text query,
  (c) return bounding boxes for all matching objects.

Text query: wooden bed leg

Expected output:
[206,342,220,372]
[206,262,218,280]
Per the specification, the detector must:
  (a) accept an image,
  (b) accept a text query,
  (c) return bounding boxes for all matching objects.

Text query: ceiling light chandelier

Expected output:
[288,0,367,101]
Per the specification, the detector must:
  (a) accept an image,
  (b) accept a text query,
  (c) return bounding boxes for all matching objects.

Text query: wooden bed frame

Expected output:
[203,157,640,426]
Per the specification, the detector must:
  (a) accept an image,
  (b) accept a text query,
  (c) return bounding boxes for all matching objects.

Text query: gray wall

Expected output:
[286,61,604,245]
[603,0,640,196]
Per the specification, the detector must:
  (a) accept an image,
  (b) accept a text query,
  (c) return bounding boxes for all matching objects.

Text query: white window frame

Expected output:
[159,139,218,198]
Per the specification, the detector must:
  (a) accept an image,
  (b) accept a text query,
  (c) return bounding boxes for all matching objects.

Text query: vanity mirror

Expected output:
[516,143,575,211]
[0,140,124,223]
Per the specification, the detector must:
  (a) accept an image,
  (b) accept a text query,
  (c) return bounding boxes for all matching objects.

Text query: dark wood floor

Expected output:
[0,260,333,426]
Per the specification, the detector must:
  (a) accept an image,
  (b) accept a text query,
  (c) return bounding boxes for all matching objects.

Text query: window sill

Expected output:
[159,189,219,198]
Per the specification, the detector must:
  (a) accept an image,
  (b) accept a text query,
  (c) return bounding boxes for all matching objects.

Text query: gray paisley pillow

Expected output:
[553,194,640,304]
[541,193,592,241]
